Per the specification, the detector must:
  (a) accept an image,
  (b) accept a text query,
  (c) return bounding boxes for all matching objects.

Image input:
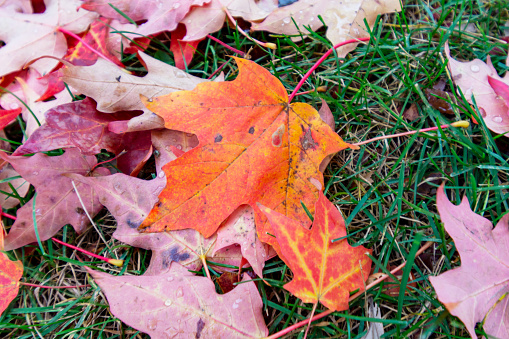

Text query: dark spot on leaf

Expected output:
[196,319,205,338]
[49,196,57,204]
[115,76,121,82]
[162,247,191,268]
[248,126,255,134]
[214,134,223,143]
[278,0,298,6]
[300,127,318,150]
[126,218,141,229]
[76,207,85,215]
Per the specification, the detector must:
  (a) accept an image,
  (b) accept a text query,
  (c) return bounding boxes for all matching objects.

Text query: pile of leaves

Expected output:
[1,0,509,338]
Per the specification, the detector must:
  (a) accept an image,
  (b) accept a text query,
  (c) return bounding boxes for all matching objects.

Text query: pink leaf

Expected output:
[88,264,268,338]
[430,184,509,339]
[0,149,109,250]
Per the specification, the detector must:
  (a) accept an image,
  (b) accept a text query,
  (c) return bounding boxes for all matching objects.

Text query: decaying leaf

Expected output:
[430,184,509,339]
[259,191,372,311]
[0,149,109,251]
[139,58,355,256]
[251,0,401,57]
[88,263,269,338]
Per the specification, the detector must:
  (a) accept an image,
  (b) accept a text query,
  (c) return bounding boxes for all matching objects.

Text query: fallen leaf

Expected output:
[429,184,509,339]
[216,271,239,294]
[139,58,354,255]
[360,298,384,339]
[0,0,98,77]
[13,98,140,156]
[402,103,419,121]
[82,0,208,36]
[213,206,267,278]
[69,172,247,275]
[63,52,209,132]
[170,24,202,70]
[0,149,109,251]
[88,263,269,338]
[445,43,509,136]
[181,0,271,41]
[259,191,372,311]
[0,248,23,316]
[251,0,400,57]
[0,108,21,130]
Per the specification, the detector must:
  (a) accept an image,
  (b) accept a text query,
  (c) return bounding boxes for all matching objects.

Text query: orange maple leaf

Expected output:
[259,192,372,311]
[138,58,356,250]
[0,220,23,316]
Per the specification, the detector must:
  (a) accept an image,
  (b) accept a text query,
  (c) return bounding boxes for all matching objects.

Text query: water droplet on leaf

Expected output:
[493,116,503,123]
[470,65,480,73]
[283,17,291,24]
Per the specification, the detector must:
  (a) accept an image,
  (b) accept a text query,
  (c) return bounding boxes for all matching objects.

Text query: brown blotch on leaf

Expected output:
[248,126,255,134]
[214,134,223,143]
[75,207,85,215]
[300,127,318,150]
[196,318,206,338]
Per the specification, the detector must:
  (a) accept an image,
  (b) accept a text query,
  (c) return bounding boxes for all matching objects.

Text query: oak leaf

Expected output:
[0,149,109,251]
[88,263,269,338]
[259,191,372,311]
[0,0,98,77]
[251,0,401,57]
[445,43,509,136]
[139,57,354,253]
[429,185,509,339]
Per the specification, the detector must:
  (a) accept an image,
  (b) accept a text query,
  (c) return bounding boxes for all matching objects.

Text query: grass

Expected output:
[1,0,509,338]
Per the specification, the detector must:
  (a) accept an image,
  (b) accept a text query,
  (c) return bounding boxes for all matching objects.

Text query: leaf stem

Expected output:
[222,7,276,50]
[200,255,212,280]
[350,121,470,147]
[51,237,123,267]
[288,37,372,103]
[207,35,245,56]
[266,241,433,339]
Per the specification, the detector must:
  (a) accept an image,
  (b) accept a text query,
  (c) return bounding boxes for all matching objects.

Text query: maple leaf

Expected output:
[259,191,372,311]
[181,0,272,41]
[69,173,263,275]
[62,52,210,132]
[429,185,509,339]
[0,0,98,77]
[0,108,21,130]
[170,24,203,70]
[0,149,109,251]
[0,70,73,137]
[0,220,23,316]
[214,206,267,277]
[81,0,208,36]
[139,57,355,254]
[12,98,151,174]
[88,263,269,338]
[13,98,140,156]
[445,43,509,136]
[251,0,400,57]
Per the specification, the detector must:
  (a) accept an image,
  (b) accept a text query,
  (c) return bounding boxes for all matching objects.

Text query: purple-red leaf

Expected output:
[0,149,109,250]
